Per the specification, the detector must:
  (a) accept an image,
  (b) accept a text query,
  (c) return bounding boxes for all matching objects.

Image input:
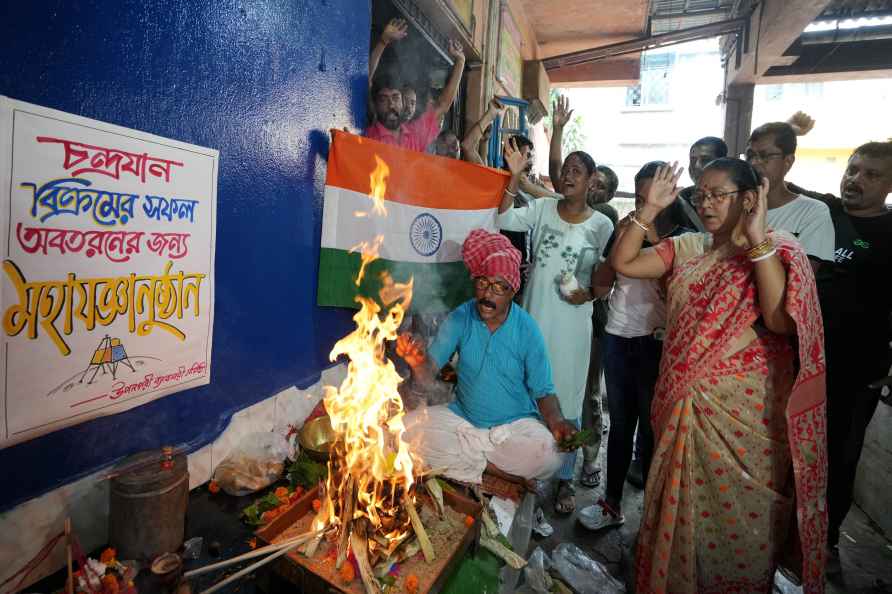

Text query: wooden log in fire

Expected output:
[350,519,383,594]
[403,491,435,563]
[335,475,355,569]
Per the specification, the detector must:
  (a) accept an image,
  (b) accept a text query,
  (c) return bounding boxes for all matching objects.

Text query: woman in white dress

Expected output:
[497,117,614,513]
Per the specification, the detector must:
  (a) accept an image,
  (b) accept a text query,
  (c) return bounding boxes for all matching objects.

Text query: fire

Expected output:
[368,155,389,216]
[315,153,420,561]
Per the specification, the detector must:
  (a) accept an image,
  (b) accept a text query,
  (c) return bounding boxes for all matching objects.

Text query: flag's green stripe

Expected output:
[317,248,473,313]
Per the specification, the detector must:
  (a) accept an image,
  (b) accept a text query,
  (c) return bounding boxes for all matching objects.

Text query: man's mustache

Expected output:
[477,299,497,310]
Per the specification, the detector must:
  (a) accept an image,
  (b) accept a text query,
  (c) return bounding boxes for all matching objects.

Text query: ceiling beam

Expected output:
[725,0,834,84]
[543,16,748,71]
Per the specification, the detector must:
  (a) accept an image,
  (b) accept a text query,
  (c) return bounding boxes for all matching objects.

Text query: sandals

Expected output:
[554,479,576,515]
[580,465,601,488]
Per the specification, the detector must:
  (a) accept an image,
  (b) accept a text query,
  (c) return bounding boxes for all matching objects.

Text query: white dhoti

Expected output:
[403,405,562,484]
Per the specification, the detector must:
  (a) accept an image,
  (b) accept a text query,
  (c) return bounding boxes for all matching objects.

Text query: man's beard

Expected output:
[380,109,401,130]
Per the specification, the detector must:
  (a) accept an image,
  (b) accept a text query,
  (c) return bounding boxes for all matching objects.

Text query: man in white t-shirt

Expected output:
[746,122,835,269]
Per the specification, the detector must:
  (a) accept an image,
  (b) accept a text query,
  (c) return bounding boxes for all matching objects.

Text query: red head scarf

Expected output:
[462,228,522,292]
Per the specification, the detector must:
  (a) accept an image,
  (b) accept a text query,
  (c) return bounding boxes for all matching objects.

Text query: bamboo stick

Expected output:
[198,538,305,594]
[417,466,448,478]
[350,520,382,594]
[183,529,323,578]
[403,492,435,563]
[479,505,500,539]
[424,478,445,519]
[65,518,73,594]
[480,535,526,569]
[335,476,355,569]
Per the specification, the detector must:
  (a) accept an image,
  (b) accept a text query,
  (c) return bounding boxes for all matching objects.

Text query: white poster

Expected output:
[0,97,217,448]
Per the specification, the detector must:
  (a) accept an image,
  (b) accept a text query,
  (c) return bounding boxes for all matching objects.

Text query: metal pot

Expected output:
[298,416,335,462]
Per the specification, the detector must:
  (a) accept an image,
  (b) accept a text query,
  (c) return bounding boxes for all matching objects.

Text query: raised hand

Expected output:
[488,97,507,117]
[744,176,770,245]
[382,18,408,45]
[553,95,573,129]
[448,39,465,61]
[503,137,530,176]
[642,162,684,217]
[787,111,815,136]
[396,333,426,369]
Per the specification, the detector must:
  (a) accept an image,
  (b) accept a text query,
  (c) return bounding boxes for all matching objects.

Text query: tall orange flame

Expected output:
[320,152,417,548]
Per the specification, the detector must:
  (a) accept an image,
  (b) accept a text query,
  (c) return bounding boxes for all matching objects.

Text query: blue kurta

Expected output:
[428,299,555,428]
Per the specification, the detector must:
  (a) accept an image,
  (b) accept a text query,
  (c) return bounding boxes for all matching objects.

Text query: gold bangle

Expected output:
[746,238,773,259]
[629,212,650,232]
[750,249,777,262]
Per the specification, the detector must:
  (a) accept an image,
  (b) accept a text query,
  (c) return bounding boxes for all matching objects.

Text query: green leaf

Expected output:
[287,452,328,489]
[559,428,596,450]
[257,492,282,512]
[242,504,263,526]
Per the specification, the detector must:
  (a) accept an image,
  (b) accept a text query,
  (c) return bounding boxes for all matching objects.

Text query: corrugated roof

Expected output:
[650,0,736,34]
[819,0,892,18]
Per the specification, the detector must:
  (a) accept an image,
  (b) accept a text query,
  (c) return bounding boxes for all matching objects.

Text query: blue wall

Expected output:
[0,0,367,511]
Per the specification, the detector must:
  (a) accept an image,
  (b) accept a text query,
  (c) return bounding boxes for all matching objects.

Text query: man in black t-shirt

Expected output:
[817,141,892,574]
[675,136,727,231]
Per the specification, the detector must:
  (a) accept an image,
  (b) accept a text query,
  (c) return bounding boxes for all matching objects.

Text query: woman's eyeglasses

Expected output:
[474,277,511,296]
[690,189,739,208]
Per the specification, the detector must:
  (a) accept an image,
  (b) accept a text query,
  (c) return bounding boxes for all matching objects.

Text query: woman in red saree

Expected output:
[610,158,827,594]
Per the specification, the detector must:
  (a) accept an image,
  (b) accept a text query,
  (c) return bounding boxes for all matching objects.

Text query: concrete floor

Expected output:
[520,436,892,593]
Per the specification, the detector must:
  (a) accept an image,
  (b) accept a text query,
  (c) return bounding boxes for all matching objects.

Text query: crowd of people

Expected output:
[365,19,892,593]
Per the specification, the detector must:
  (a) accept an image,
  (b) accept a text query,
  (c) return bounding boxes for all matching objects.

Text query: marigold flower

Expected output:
[101,574,120,594]
[99,547,116,564]
[405,573,419,594]
[208,480,220,494]
[339,562,356,583]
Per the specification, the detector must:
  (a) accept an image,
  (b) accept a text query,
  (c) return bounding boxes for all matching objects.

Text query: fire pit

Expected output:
[256,486,480,593]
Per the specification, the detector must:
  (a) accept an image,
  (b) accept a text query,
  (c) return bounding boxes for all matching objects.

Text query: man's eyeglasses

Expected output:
[744,150,785,164]
[690,189,739,208]
[474,277,511,296]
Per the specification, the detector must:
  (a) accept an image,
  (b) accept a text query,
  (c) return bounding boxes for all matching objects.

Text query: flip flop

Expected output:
[580,466,601,488]
[553,480,575,515]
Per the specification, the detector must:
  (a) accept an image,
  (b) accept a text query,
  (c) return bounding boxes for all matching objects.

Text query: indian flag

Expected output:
[319,131,509,312]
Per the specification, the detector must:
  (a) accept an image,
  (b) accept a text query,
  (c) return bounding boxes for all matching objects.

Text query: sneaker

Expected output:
[825,546,841,576]
[533,507,554,537]
[627,459,644,489]
[578,499,625,531]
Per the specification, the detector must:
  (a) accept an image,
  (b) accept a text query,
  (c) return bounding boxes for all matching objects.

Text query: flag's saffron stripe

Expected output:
[326,130,508,210]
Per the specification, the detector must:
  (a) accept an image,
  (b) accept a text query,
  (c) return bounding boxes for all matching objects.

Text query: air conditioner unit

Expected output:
[522,60,550,125]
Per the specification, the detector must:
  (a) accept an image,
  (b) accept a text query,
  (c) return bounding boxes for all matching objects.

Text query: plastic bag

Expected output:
[212,432,290,496]
[182,537,203,560]
[523,547,553,594]
[551,543,625,593]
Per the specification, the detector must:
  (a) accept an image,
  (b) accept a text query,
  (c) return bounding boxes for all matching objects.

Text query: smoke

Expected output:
[385,257,468,410]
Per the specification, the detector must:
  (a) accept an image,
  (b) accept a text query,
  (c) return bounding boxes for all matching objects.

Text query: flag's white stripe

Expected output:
[321,186,498,264]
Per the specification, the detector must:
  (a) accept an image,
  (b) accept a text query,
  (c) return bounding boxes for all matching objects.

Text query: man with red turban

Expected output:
[398,229,577,485]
